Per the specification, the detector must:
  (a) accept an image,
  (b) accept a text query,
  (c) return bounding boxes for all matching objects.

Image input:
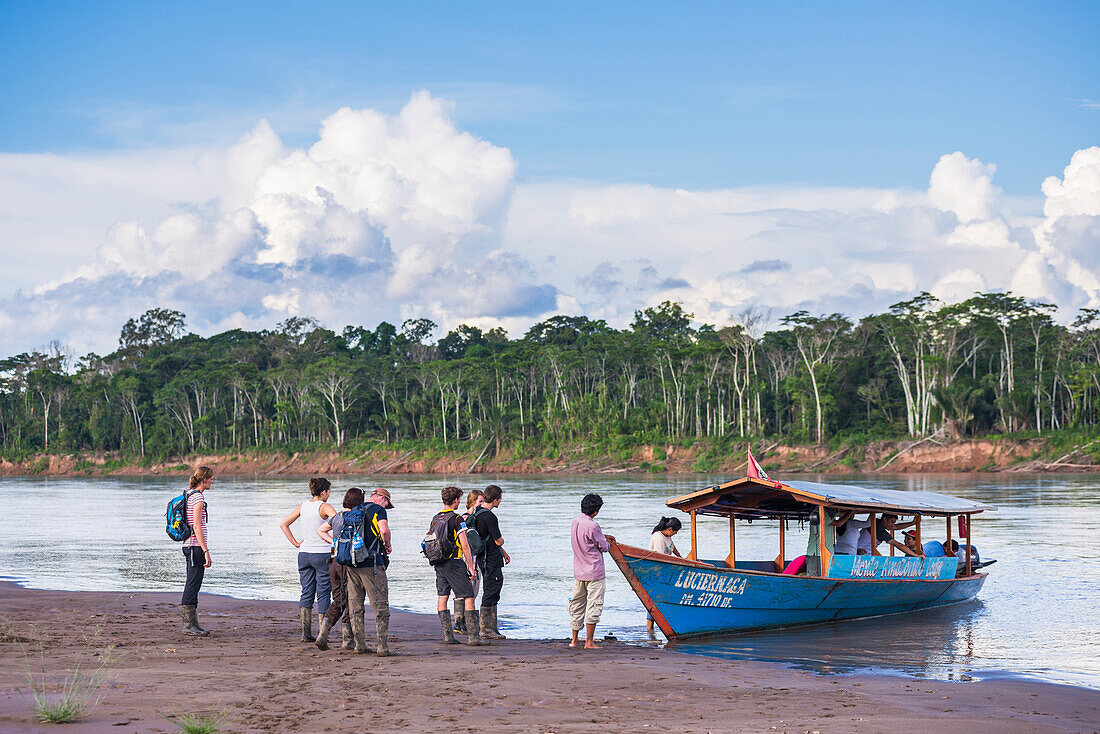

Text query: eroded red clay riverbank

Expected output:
[1,436,1095,478]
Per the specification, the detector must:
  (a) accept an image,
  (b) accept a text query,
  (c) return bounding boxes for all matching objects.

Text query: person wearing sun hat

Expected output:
[325,486,394,656]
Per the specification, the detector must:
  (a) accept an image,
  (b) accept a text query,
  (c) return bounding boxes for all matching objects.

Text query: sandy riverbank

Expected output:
[0,583,1096,733]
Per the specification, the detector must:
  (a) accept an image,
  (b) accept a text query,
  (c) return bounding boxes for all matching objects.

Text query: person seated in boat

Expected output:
[902,530,927,557]
[871,514,921,557]
[944,539,981,575]
[834,512,871,556]
[921,535,947,557]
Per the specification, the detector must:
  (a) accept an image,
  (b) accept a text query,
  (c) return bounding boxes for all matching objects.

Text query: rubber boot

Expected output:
[299,607,315,643]
[341,625,355,650]
[375,613,390,657]
[349,613,370,654]
[464,609,485,646]
[315,616,333,650]
[437,610,459,644]
[485,606,506,640]
[180,605,208,636]
[479,607,493,639]
[191,606,209,634]
[452,599,466,634]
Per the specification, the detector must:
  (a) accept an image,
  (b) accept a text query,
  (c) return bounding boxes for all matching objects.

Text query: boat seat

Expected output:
[782,555,807,575]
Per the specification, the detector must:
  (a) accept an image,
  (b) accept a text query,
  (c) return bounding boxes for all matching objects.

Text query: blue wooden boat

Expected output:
[610,476,994,639]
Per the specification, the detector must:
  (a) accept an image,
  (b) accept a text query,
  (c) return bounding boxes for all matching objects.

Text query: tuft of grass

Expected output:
[171,713,223,733]
[23,639,118,724]
[0,617,34,644]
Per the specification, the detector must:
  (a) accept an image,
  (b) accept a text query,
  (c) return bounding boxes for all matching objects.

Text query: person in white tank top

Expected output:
[280,477,337,642]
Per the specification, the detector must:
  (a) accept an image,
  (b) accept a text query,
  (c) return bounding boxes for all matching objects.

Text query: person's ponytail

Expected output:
[652,516,682,534]
[189,465,213,489]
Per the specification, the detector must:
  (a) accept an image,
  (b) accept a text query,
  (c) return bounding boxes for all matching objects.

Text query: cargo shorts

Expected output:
[434,558,475,598]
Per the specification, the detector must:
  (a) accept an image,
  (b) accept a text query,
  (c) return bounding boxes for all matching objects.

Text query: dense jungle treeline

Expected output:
[3,292,1100,462]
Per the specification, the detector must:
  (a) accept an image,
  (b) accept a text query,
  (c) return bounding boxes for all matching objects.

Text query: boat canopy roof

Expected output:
[666,477,994,520]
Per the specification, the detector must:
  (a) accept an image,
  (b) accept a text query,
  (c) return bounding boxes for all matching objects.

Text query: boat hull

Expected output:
[611,544,987,639]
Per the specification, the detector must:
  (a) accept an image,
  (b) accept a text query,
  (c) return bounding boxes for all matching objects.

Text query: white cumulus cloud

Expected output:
[0,95,1097,356]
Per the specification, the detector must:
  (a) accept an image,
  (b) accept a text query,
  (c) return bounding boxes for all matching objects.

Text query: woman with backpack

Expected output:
[319,488,394,656]
[279,477,338,642]
[180,466,214,636]
[313,486,365,651]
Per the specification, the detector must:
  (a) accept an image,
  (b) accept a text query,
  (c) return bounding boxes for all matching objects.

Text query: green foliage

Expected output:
[3,293,1099,461]
[23,638,117,724]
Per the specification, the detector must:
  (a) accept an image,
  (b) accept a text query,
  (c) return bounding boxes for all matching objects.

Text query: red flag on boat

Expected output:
[747,449,770,481]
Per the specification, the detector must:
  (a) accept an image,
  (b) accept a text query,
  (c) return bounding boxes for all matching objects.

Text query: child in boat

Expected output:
[646,517,682,636]
[649,516,682,557]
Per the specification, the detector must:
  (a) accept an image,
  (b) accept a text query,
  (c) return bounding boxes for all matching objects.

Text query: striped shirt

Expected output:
[182,490,207,548]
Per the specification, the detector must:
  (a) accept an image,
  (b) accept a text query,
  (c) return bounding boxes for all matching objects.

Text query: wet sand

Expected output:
[0,582,1096,733]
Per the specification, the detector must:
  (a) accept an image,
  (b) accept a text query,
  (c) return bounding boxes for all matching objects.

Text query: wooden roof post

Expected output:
[965,514,972,576]
[946,514,953,554]
[869,513,878,556]
[775,517,786,572]
[725,515,736,569]
[688,510,698,561]
[817,505,828,577]
[915,514,921,547]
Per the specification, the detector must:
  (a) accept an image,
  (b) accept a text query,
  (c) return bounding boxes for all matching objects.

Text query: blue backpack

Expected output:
[166,490,203,542]
[334,503,384,567]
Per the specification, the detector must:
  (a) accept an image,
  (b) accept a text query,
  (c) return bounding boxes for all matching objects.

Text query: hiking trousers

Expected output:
[323,559,350,626]
[297,551,332,614]
[480,562,504,607]
[346,565,389,624]
[181,546,205,607]
[568,578,605,629]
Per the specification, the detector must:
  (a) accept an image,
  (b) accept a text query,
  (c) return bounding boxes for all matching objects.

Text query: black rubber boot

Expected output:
[180,605,208,636]
[452,599,466,633]
[350,613,370,654]
[315,616,333,650]
[299,607,315,642]
[375,614,390,657]
[464,609,485,646]
[341,625,354,650]
[438,610,459,644]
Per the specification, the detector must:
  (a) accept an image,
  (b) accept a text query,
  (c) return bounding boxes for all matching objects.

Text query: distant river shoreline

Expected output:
[2,435,1096,477]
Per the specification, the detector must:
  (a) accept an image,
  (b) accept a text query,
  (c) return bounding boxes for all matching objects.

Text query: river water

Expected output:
[0,473,1096,689]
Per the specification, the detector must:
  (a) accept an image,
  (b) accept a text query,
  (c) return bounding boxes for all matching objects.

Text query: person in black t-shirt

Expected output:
[472,484,511,640]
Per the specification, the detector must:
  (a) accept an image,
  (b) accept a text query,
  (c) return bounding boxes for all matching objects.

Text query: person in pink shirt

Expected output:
[569,493,616,649]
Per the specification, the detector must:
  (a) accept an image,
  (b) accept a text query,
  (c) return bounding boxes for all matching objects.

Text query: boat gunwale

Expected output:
[612,542,990,584]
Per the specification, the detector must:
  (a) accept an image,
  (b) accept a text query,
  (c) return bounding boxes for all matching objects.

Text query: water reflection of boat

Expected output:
[670,599,985,679]
[610,476,994,639]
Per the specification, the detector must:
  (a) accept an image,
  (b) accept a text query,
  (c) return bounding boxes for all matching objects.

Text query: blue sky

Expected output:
[1,1,1096,193]
[1,2,1098,356]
